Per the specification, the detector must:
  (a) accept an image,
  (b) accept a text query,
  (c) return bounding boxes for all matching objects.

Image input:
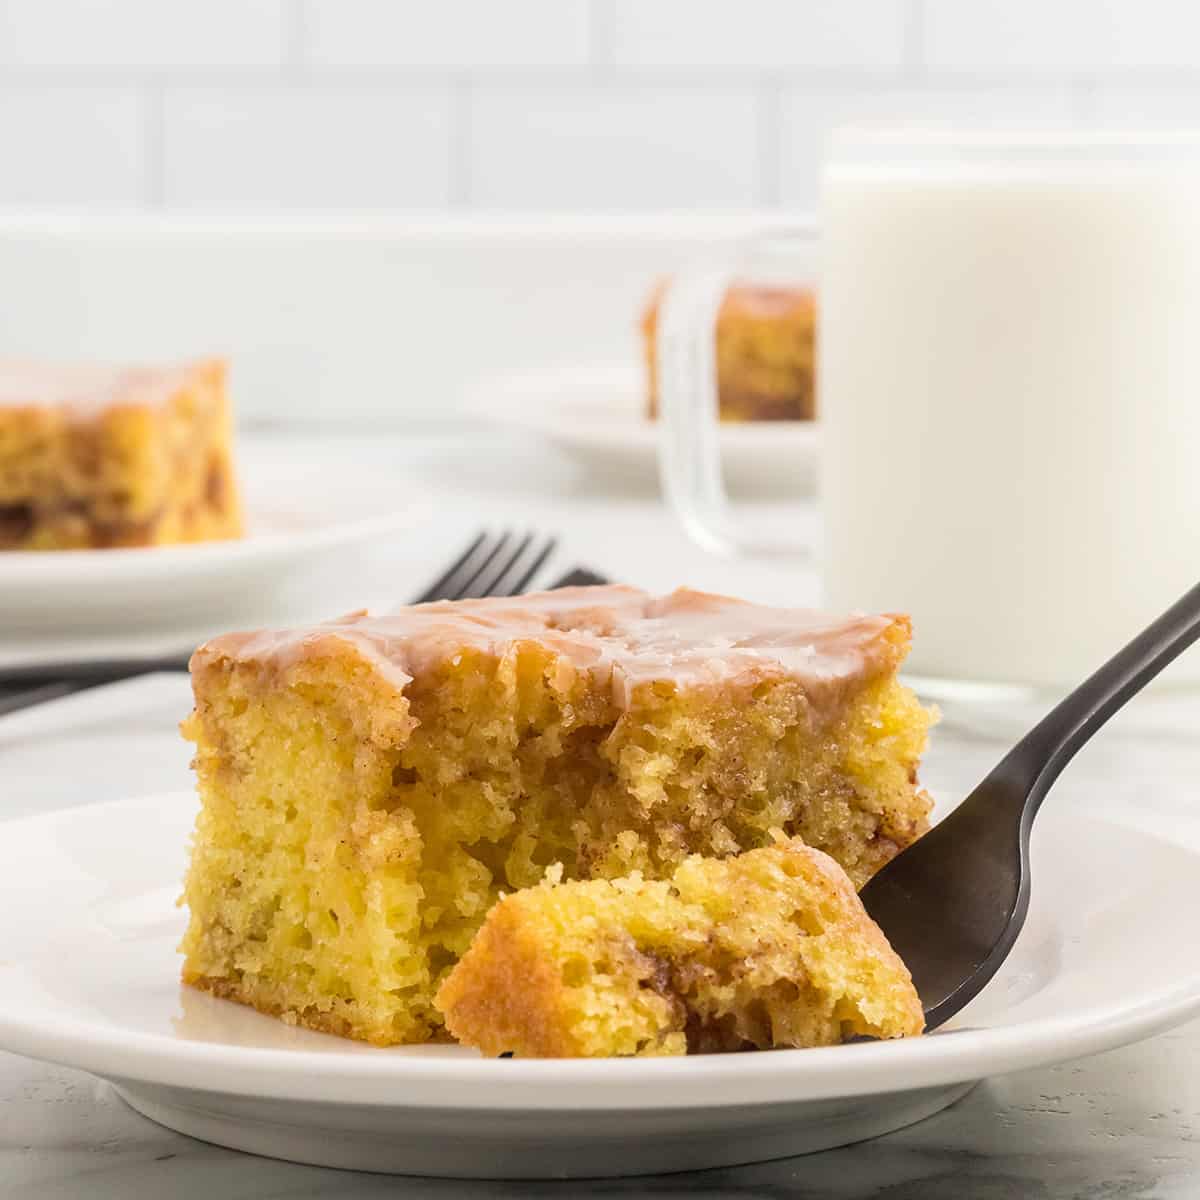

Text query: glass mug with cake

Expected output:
[656,128,1200,692]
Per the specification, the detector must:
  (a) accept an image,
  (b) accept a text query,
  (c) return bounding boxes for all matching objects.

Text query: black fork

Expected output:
[409,530,558,605]
[862,579,1200,1030]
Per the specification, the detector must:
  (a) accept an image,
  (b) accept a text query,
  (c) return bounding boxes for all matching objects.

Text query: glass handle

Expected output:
[655,244,813,560]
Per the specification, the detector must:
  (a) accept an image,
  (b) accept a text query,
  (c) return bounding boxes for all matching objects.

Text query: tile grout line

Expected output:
[758,82,782,208]
[905,0,926,81]
[449,79,473,209]
[2,64,1096,90]
[143,81,166,209]
[282,0,308,78]
[588,0,614,78]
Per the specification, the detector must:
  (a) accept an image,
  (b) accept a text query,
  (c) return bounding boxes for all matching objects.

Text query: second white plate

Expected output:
[0,435,432,671]
[1,793,1198,1177]
[468,364,819,492]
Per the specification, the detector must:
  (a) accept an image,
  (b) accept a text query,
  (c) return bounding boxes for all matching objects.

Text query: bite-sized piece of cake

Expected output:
[641,281,817,421]
[0,358,241,550]
[181,586,934,1046]
[437,837,924,1057]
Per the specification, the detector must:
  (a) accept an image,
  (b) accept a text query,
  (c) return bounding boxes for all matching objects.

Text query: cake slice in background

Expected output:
[0,358,241,550]
[437,837,924,1058]
[641,282,817,421]
[180,586,934,1046]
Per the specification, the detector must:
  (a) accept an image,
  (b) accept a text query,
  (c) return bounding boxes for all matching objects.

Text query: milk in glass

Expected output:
[820,132,1200,687]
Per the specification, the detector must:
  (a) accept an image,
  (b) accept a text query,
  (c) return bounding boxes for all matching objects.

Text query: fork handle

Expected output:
[1005,579,1200,814]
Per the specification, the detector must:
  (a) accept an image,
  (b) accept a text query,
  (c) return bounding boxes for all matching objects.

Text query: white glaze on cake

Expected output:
[192,586,909,715]
[0,360,197,415]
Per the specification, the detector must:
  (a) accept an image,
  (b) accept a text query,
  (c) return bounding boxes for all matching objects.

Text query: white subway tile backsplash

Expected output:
[0,87,145,205]
[779,85,1080,207]
[0,0,284,69]
[924,0,1200,73]
[161,87,453,209]
[302,0,590,69]
[467,85,761,208]
[3,0,1200,215]
[607,0,907,70]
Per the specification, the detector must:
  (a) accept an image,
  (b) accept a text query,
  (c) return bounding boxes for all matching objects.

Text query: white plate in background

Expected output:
[468,364,819,493]
[0,794,1197,1178]
[0,436,432,672]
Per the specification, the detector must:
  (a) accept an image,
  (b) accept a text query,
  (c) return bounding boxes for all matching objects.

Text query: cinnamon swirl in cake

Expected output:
[0,358,241,550]
[180,586,933,1046]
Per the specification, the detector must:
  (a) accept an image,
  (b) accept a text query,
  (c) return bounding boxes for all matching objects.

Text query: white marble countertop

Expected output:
[5,432,1200,1199]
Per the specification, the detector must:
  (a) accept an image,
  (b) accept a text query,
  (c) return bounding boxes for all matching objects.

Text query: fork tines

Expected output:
[410,531,559,605]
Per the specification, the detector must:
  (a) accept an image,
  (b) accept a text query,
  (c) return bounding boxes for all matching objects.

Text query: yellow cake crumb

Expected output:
[179,587,934,1046]
[436,837,924,1057]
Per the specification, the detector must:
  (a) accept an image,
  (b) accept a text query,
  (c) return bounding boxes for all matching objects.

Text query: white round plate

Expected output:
[2,794,1198,1178]
[0,436,431,672]
[468,365,819,492]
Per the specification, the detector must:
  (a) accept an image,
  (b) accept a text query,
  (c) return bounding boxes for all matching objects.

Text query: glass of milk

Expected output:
[657,129,1200,689]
